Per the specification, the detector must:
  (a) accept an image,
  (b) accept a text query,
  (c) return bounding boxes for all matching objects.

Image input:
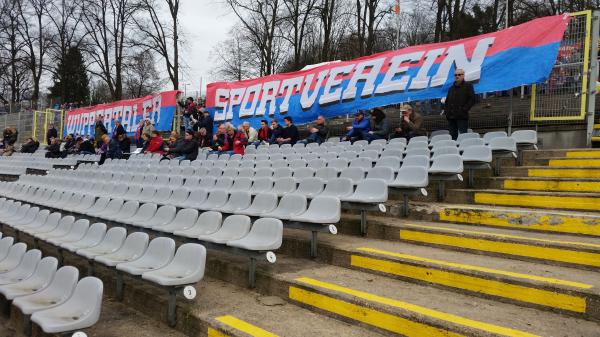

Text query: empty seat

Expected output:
[511,130,538,148]
[402,155,430,168]
[199,176,217,189]
[30,277,103,334]
[214,176,234,191]
[142,243,206,285]
[456,132,480,142]
[295,177,325,198]
[483,131,508,144]
[197,215,251,244]
[237,168,255,178]
[366,167,395,185]
[90,198,124,218]
[154,208,199,233]
[315,167,338,182]
[431,146,459,159]
[0,256,58,300]
[404,148,430,157]
[135,205,176,229]
[350,157,373,170]
[240,193,278,217]
[291,196,341,224]
[77,227,127,258]
[165,189,189,207]
[293,167,315,180]
[46,219,90,246]
[12,266,79,315]
[0,243,27,273]
[273,167,293,179]
[254,167,274,178]
[375,156,401,172]
[250,177,273,194]
[116,237,175,275]
[430,134,452,144]
[198,190,229,211]
[222,168,239,178]
[180,189,208,208]
[262,194,307,220]
[230,177,253,192]
[272,177,297,196]
[221,191,252,214]
[381,149,403,158]
[431,140,457,149]
[289,159,307,168]
[462,145,493,163]
[328,158,349,172]
[391,166,429,189]
[24,212,62,236]
[339,167,366,184]
[228,218,283,251]
[342,178,388,203]
[271,159,288,169]
[320,178,354,198]
[430,130,450,137]
[104,201,139,222]
[36,216,78,241]
[0,249,41,285]
[61,223,107,252]
[359,150,379,162]
[95,232,150,267]
[307,159,326,170]
[489,137,517,153]
[173,211,222,238]
[458,138,485,151]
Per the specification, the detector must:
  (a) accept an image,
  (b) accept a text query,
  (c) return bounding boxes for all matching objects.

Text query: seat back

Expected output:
[483,131,508,144]
[402,155,430,168]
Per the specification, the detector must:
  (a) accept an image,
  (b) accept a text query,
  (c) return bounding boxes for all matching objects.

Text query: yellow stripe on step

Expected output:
[400,223,600,249]
[399,230,600,267]
[215,316,278,337]
[503,179,600,192]
[439,208,600,237]
[208,327,231,337]
[528,168,600,178]
[355,247,592,289]
[566,151,600,158]
[351,254,587,312]
[474,192,600,211]
[549,159,600,167]
[293,278,539,337]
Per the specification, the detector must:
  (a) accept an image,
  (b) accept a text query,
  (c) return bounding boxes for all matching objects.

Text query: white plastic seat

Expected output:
[24,212,62,235]
[272,177,297,196]
[431,140,457,149]
[77,227,127,258]
[154,208,199,233]
[402,155,430,168]
[150,187,173,204]
[12,266,79,315]
[430,134,452,144]
[15,209,50,230]
[483,131,508,144]
[0,249,42,285]
[197,215,251,244]
[319,178,354,198]
[30,277,103,333]
[95,232,150,267]
[349,157,373,170]
[92,198,125,219]
[339,167,366,184]
[328,158,349,172]
[116,237,175,275]
[105,200,139,222]
[271,159,288,169]
[293,167,315,180]
[229,177,253,192]
[250,177,273,194]
[135,205,176,229]
[0,243,27,273]
[180,189,208,209]
[366,167,395,185]
[456,132,480,142]
[342,178,388,203]
[273,167,293,179]
[381,149,403,158]
[199,176,218,189]
[222,168,239,178]
[458,138,485,151]
[46,219,90,246]
[291,196,341,224]
[295,177,325,198]
[221,191,252,214]
[228,218,283,251]
[122,185,143,201]
[489,136,518,153]
[67,194,96,213]
[307,159,326,170]
[83,197,111,217]
[8,206,39,228]
[142,243,206,286]
[237,168,255,178]
[375,156,401,172]
[391,166,429,188]
[198,190,229,211]
[173,211,222,238]
[462,145,493,163]
[429,154,464,175]
[121,203,157,225]
[431,146,460,159]
[0,256,57,300]
[214,177,234,191]
[511,130,538,148]
[36,216,77,241]
[61,223,107,252]
[261,194,307,220]
[254,167,274,178]
[239,193,278,217]
[315,167,338,182]
[255,160,271,169]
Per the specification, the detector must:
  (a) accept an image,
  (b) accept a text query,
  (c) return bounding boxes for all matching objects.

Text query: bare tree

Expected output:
[355,0,390,56]
[123,51,165,98]
[0,0,30,103]
[210,27,258,81]
[282,0,318,70]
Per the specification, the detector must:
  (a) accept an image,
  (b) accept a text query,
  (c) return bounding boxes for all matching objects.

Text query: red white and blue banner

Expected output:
[206,15,570,127]
[63,90,180,137]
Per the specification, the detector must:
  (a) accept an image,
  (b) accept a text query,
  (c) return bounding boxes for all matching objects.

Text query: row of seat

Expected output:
[0,232,102,334]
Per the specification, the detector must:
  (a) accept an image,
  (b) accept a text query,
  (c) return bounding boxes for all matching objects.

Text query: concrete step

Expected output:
[405,203,600,237]
[547,159,600,168]
[336,216,600,270]
[278,229,600,320]
[476,177,600,193]
[490,166,600,178]
[522,149,600,161]
[443,188,600,212]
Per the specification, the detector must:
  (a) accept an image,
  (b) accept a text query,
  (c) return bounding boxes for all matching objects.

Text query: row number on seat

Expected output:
[183,286,197,300]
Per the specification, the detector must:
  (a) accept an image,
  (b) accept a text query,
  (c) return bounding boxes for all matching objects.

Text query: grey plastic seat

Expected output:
[250,177,273,194]
[391,166,429,189]
[409,136,428,143]
[67,194,96,213]
[307,159,326,170]
[61,223,107,251]
[295,177,325,198]
[402,155,430,168]
[15,209,50,231]
[142,243,206,286]
[328,158,350,172]
[165,189,190,207]
[214,177,234,191]
[237,168,255,178]
[77,227,127,258]
[122,185,143,201]
[95,232,150,267]
[431,140,457,149]
[338,151,358,161]
[116,237,175,275]
[220,191,251,214]
[314,167,338,182]
[291,196,341,224]
[271,159,288,169]
[272,177,297,196]
[173,211,222,238]
[136,186,158,203]
[255,160,271,169]
[342,178,388,203]
[273,167,293,179]
[229,177,253,193]
[319,178,354,198]
[489,136,518,153]
[406,141,428,150]
[404,148,430,158]
[180,189,208,208]
[511,130,538,148]
[154,208,199,233]
[207,167,223,177]
[339,167,366,184]
[254,167,274,178]
[150,187,173,204]
[121,203,157,225]
[240,193,278,217]
[0,249,42,285]
[24,212,62,236]
[375,156,401,172]
[350,157,373,170]
[431,146,459,159]
[483,131,508,144]
[457,132,480,142]
[262,194,307,220]
[462,145,493,163]
[293,167,315,180]
[367,167,395,185]
[46,219,90,246]
[0,243,27,273]
[458,138,485,151]
[429,154,464,174]
[359,150,379,162]
[228,218,283,251]
[199,176,217,189]
[92,198,125,219]
[135,205,176,229]
[105,200,139,222]
[12,266,79,315]
[303,153,318,161]
[30,277,103,334]
[197,215,251,244]
[381,149,403,158]
[289,159,307,169]
[83,197,111,217]
[198,190,229,211]
[319,152,338,162]
[430,134,452,144]
[36,216,77,241]
[0,256,57,300]
[222,168,239,178]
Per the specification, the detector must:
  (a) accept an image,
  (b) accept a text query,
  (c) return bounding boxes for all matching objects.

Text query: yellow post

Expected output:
[43,112,48,144]
[32,111,37,141]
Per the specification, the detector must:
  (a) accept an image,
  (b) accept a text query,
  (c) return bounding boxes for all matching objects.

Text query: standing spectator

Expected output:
[301,115,329,144]
[444,68,476,139]
[198,108,214,138]
[197,128,212,148]
[145,131,164,155]
[94,117,107,147]
[134,120,145,148]
[343,112,370,141]
[165,130,198,160]
[46,124,58,144]
[392,104,425,140]
[182,97,196,131]
[277,116,299,145]
[212,124,231,153]
[241,122,258,143]
[233,125,248,155]
[256,119,271,145]
[366,108,391,141]
[142,119,155,136]
[268,120,284,144]
[21,138,40,153]
[112,120,126,139]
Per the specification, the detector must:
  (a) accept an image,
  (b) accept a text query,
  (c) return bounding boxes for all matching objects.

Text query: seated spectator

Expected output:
[78,137,95,155]
[63,134,77,153]
[117,134,131,154]
[241,122,258,143]
[233,125,248,155]
[145,131,164,155]
[268,120,284,144]
[167,131,182,149]
[165,130,198,161]
[212,124,232,152]
[392,104,425,140]
[45,138,61,158]
[134,120,145,148]
[198,109,214,139]
[46,124,58,145]
[21,138,39,153]
[366,108,391,141]
[343,112,370,141]
[255,119,271,145]
[197,127,212,148]
[276,116,299,145]
[140,133,150,152]
[98,134,123,162]
[301,115,329,144]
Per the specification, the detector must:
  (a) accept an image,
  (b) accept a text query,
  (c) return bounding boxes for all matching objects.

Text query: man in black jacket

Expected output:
[444,68,476,139]
[166,130,198,161]
[301,115,329,144]
[277,116,299,145]
[46,124,58,144]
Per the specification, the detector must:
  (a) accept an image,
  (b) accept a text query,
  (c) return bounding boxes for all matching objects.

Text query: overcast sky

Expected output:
[177,0,237,97]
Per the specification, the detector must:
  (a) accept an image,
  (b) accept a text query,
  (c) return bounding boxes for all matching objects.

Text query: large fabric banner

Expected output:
[206,15,570,127]
[63,90,180,137]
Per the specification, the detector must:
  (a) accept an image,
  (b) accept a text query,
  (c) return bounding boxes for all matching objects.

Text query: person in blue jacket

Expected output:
[343,111,370,142]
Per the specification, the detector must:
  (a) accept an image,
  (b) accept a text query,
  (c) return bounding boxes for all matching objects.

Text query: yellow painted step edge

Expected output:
[474,192,600,211]
[566,151,600,158]
[399,230,600,267]
[351,254,586,313]
[528,168,600,178]
[355,247,592,289]
[208,327,231,337]
[439,208,600,237]
[549,159,600,167]
[215,315,279,337]
[293,277,539,337]
[503,179,600,192]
